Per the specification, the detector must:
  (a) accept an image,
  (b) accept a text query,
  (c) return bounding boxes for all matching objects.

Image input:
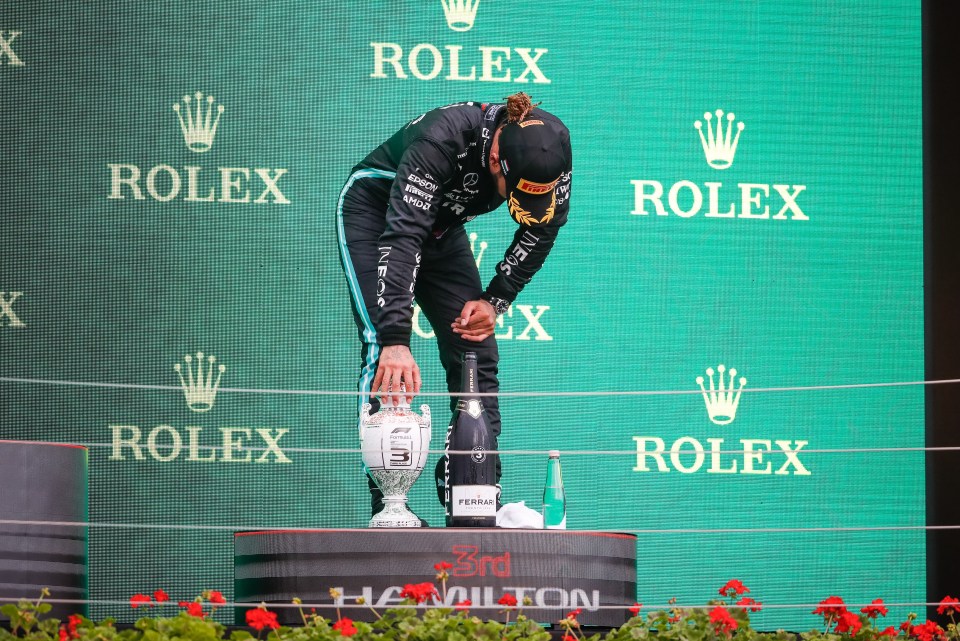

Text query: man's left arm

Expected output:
[454,170,571,342]
[484,168,572,304]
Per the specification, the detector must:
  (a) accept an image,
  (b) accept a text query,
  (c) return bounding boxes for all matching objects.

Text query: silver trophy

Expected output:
[360,396,431,527]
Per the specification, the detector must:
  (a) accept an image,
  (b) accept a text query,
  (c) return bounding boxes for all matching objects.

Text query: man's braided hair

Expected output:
[504,92,541,123]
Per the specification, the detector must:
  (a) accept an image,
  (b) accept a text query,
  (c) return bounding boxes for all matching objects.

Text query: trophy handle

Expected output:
[419,404,431,428]
[360,402,373,421]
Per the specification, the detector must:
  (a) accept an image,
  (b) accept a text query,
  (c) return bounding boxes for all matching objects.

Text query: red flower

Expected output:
[878,627,898,638]
[629,603,642,616]
[567,608,582,620]
[399,582,438,604]
[66,614,82,639]
[182,601,205,618]
[58,626,68,641]
[862,599,889,619]
[208,591,226,605]
[433,561,453,571]
[455,599,472,611]
[937,596,960,616]
[813,596,848,620]
[153,589,169,604]
[668,613,682,623]
[736,597,763,613]
[909,620,945,641]
[709,606,738,635]
[718,580,749,599]
[246,607,280,631]
[563,635,577,641]
[333,617,358,637]
[130,594,152,609]
[835,610,863,635]
[498,593,518,607]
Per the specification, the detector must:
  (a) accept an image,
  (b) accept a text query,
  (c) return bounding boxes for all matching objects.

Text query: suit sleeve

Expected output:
[377,139,455,347]
[483,169,572,302]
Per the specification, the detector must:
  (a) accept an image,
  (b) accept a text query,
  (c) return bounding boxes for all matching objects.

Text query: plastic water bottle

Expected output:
[542,450,566,529]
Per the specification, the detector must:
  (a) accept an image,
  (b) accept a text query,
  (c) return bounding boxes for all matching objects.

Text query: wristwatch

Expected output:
[481,294,510,316]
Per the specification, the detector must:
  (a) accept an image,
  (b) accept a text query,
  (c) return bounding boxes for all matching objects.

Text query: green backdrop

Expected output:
[0,0,923,630]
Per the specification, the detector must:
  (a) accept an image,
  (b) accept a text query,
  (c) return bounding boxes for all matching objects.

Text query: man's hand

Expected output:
[452,299,497,342]
[372,345,421,405]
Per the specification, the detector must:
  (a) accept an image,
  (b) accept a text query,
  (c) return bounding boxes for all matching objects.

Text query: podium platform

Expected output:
[235,528,636,628]
[0,440,88,620]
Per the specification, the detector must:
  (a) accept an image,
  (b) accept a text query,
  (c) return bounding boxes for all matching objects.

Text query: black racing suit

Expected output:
[336,101,572,514]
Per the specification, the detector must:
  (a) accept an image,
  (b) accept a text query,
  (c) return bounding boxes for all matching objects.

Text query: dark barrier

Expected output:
[0,441,88,619]
[235,529,636,628]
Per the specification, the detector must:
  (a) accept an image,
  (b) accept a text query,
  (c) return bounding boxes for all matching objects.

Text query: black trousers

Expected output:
[336,171,501,515]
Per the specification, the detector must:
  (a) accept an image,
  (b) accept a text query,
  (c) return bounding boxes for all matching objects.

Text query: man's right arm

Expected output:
[371,138,453,404]
[376,138,454,347]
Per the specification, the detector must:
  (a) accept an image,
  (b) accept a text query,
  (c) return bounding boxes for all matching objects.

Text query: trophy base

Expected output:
[368,500,426,528]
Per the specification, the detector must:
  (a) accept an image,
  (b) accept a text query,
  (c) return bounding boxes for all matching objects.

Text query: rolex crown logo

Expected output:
[174,351,226,412]
[469,232,487,269]
[696,364,746,425]
[694,109,744,170]
[441,0,480,31]
[173,92,225,153]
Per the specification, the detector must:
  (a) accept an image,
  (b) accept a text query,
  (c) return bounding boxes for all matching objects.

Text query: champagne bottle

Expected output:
[444,352,498,527]
[542,450,566,529]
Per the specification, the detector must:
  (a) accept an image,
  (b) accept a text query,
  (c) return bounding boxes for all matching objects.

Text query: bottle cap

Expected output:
[548,449,560,457]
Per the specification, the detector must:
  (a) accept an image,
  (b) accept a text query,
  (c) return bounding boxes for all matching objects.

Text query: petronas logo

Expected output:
[441,0,480,32]
[174,351,226,412]
[173,92,224,153]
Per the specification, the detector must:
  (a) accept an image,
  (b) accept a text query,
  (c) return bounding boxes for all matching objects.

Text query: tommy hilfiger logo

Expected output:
[173,92,224,153]
[694,109,744,169]
[696,364,746,425]
[174,351,225,412]
[442,0,480,31]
